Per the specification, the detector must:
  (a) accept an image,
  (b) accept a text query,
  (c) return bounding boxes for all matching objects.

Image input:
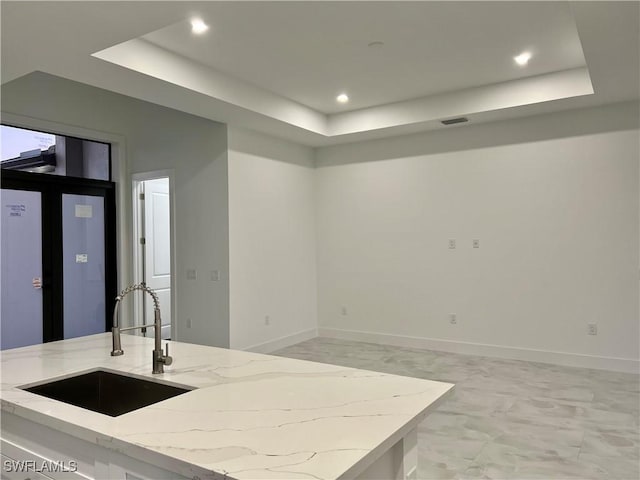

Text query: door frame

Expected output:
[131,170,177,340]
[1,112,131,325]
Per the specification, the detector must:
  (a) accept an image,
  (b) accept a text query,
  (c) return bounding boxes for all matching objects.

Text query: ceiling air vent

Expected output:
[441,117,468,126]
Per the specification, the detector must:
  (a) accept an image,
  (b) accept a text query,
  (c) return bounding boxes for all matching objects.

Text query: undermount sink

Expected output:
[21,369,193,417]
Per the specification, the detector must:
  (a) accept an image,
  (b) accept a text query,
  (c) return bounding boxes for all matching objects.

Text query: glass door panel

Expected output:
[1,189,43,349]
[62,194,105,339]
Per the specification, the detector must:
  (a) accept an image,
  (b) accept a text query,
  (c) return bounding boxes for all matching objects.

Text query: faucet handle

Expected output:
[163,342,173,366]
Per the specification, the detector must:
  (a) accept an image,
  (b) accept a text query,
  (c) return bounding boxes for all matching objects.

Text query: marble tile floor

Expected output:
[273,338,639,480]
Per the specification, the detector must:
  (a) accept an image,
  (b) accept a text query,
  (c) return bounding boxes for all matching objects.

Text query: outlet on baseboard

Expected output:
[265,315,271,326]
[186,318,192,329]
[341,306,348,316]
[449,313,457,325]
[587,323,598,335]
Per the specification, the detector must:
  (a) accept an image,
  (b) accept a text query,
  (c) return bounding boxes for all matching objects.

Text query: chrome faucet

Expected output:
[111,283,172,374]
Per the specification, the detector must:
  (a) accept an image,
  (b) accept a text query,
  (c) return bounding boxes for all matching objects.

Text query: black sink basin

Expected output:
[21,370,193,417]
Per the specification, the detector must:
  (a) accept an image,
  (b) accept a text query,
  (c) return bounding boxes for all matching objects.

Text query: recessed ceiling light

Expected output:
[336,93,349,104]
[191,18,209,34]
[514,52,532,66]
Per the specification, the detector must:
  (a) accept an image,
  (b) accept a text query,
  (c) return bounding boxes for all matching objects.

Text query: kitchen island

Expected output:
[1,334,453,480]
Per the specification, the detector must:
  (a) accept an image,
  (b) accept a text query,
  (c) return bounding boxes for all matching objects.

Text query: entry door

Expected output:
[141,178,171,339]
[62,194,107,338]
[0,189,43,349]
[0,171,117,349]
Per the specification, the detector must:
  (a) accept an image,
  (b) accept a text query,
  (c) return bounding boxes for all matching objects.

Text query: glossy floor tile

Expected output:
[274,338,639,480]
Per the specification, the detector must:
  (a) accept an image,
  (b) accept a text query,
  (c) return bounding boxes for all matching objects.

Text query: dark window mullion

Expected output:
[47,190,64,342]
[41,186,55,342]
[104,188,118,333]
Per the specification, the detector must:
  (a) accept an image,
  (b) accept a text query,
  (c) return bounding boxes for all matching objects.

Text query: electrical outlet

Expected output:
[473,239,480,248]
[186,318,192,328]
[341,306,348,316]
[210,270,219,281]
[449,313,457,325]
[448,239,456,249]
[265,315,271,326]
[588,323,598,335]
[186,269,197,280]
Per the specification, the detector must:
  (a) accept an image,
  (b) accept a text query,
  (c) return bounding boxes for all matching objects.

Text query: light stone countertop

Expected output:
[0,333,454,480]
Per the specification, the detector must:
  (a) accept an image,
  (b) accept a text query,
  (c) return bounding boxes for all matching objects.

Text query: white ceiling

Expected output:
[1,2,638,147]
[141,2,587,113]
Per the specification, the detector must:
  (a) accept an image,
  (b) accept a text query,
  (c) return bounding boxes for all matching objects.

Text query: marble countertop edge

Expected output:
[337,384,454,480]
[3,402,218,480]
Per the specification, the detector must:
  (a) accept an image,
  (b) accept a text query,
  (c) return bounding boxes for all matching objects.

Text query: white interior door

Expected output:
[141,178,171,339]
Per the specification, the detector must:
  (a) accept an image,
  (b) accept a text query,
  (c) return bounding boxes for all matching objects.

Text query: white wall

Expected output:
[228,128,317,351]
[1,72,230,347]
[315,102,639,371]
[3,73,638,371]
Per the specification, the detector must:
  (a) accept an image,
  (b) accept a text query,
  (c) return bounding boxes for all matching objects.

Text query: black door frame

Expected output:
[1,170,117,341]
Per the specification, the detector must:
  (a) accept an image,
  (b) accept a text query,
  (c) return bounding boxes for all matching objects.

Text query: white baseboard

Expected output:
[243,328,318,354]
[318,327,640,374]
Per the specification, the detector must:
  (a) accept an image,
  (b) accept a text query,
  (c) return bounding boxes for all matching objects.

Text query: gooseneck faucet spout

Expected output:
[111,283,173,374]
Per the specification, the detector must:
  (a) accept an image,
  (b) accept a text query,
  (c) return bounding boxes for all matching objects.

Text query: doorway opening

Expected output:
[132,172,174,340]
